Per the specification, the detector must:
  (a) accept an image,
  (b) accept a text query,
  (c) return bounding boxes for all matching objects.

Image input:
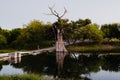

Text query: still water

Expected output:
[0,52,120,80]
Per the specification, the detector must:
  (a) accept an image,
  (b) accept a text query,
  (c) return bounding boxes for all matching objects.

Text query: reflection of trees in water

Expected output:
[102,55,120,72]
[62,54,102,79]
[78,55,103,72]
[9,52,120,79]
[12,52,56,75]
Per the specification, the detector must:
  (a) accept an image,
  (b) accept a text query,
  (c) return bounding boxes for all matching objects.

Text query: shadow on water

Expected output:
[0,52,120,80]
[56,51,67,78]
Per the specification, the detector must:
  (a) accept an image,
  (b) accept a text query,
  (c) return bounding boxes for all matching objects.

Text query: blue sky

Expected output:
[1,0,120,29]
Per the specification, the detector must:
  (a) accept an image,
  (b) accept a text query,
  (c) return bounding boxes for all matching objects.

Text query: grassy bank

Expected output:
[0,49,17,53]
[67,42,120,53]
[0,49,30,53]
[0,74,91,80]
[0,74,47,80]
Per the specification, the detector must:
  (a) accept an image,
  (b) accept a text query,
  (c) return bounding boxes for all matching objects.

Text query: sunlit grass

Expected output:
[0,74,47,80]
[67,44,120,53]
[0,49,17,53]
[0,49,30,53]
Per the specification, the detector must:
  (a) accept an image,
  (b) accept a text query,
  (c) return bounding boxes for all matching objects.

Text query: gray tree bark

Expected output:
[56,29,67,72]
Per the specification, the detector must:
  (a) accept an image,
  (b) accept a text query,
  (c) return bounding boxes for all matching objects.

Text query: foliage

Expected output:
[64,19,103,43]
[53,19,69,29]
[75,18,91,27]
[1,29,11,43]
[8,28,22,45]
[101,23,120,39]
[64,19,91,43]
[0,34,7,48]
[14,20,54,49]
[80,24,103,43]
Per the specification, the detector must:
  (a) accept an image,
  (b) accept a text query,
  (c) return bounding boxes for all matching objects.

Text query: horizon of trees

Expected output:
[0,18,120,50]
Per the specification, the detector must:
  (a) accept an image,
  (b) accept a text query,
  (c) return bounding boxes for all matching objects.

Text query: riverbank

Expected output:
[0,49,18,53]
[0,74,90,80]
[0,74,47,80]
[1,42,120,54]
[67,42,120,53]
[0,47,55,62]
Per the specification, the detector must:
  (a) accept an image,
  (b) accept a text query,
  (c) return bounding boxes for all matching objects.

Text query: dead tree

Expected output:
[48,6,68,72]
[49,6,67,52]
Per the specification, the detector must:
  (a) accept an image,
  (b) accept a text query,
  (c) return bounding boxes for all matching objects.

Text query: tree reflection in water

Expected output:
[56,51,67,77]
[102,55,120,71]
[8,57,21,64]
[7,52,120,80]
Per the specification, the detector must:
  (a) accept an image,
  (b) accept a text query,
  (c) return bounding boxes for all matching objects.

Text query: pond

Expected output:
[0,52,120,80]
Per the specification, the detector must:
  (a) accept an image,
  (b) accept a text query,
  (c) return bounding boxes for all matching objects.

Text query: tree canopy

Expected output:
[1,18,120,50]
[101,23,120,39]
[0,34,7,48]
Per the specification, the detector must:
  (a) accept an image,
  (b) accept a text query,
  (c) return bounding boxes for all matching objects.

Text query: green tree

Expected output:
[101,23,120,39]
[0,34,7,48]
[15,20,54,49]
[8,28,22,45]
[64,19,103,44]
[80,24,103,43]
[63,19,90,44]
[75,18,91,27]
[1,29,10,46]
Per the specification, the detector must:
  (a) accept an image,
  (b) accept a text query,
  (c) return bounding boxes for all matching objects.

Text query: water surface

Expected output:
[0,52,120,80]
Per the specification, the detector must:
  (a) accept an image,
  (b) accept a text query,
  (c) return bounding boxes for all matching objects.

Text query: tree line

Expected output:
[0,19,120,50]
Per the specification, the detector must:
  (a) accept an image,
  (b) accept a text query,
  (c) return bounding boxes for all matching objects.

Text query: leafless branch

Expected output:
[54,10,59,16]
[48,6,67,19]
[48,6,59,18]
[60,7,67,18]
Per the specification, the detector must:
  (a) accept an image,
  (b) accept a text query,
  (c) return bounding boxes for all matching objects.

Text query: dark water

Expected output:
[0,52,120,80]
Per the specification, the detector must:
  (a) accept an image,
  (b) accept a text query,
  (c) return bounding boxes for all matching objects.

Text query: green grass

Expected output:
[0,49,30,53]
[0,49,17,53]
[0,74,47,80]
[0,74,89,80]
[109,53,120,55]
[67,44,120,53]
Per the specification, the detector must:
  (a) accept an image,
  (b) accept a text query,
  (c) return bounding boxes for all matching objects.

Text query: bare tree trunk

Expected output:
[56,29,67,52]
[56,29,67,76]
